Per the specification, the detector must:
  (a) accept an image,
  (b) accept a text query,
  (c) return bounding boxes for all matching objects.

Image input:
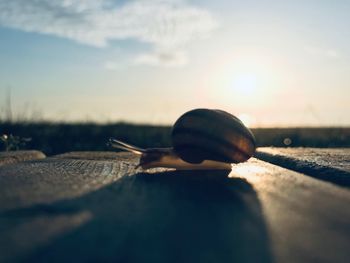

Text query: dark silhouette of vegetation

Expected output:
[0,122,349,155]
[0,133,32,151]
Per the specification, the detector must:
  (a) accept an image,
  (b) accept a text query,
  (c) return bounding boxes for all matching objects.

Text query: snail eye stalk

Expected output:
[108,138,146,155]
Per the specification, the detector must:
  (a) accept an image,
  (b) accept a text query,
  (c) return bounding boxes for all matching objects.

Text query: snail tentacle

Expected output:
[108,138,146,154]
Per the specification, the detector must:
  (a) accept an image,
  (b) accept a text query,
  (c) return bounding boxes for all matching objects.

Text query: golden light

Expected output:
[229,162,269,183]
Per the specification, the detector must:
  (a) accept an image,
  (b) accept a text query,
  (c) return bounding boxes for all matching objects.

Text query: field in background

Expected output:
[0,122,349,155]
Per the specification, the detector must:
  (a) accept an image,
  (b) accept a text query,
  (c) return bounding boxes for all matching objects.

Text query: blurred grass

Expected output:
[0,122,349,155]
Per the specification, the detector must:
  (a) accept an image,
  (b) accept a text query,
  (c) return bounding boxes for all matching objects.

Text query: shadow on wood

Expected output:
[1,170,274,263]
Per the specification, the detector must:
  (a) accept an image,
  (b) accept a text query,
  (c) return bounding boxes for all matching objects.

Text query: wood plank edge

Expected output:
[0,150,46,167]
[255,150,350,188]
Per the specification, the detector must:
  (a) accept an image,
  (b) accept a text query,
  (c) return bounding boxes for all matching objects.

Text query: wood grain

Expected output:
[0,150,46,167]
[0,151,349,263]
[255,147,350,187]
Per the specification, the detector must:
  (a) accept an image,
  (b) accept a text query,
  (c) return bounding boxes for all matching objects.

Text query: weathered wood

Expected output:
[0,152,138,211]
[230,159,350,263]
[255,147,350,187]
[0,150,46,167]
[54,151,134,161]
[0,152,349,263]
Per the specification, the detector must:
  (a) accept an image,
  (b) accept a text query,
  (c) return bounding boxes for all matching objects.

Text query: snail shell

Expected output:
[172,109,256,164]
[109,108,256,170]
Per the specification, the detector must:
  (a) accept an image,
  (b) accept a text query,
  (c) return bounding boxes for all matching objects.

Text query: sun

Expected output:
[230,72,258,96]
[204,53,281,115]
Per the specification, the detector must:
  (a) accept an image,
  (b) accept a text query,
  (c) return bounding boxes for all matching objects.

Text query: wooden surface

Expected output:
[0,150,349,263]
[0,150,46,167]
[256,147,350,187]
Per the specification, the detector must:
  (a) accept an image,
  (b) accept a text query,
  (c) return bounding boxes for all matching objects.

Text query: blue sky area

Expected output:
[0,0,349,126]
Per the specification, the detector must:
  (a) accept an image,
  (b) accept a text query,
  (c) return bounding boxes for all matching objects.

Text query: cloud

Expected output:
[325,49,339,58]
[304,46,339,59]
[134,50,188,67]
[0,0,218,66]
[104,61,123,71]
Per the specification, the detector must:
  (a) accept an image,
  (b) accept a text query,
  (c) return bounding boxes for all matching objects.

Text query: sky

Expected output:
[0,0,349,127]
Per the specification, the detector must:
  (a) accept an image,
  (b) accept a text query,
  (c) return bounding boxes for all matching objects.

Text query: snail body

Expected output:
[109,109,256,170]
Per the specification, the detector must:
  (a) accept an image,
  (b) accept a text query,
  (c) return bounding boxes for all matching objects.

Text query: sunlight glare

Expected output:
[229,163,268,183]
[231,73,258,96]
[207,53,280,110]
[237,113,255,127]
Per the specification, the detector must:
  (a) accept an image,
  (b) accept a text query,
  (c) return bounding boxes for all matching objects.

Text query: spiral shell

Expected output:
[171,109,256,164]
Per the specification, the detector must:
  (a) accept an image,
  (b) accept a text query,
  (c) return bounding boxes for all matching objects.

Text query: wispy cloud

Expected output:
[304,46,340,59]
[0,0,218,66]
[104,61,123,71]
[133,50,188,67]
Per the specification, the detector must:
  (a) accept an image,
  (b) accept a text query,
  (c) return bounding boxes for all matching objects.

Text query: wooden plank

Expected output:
[230,159,350,263]
[256,147,350,187]
[54,151,135,161]
[0,152,349,263]
[257,147,350,172]
[0,150,46,167]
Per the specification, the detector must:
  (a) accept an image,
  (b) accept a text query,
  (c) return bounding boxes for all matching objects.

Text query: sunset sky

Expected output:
[0,0,349,127]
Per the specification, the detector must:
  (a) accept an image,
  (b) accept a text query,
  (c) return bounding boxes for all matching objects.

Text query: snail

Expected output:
[108,109,256,170]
